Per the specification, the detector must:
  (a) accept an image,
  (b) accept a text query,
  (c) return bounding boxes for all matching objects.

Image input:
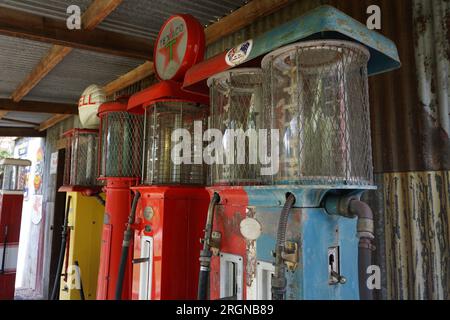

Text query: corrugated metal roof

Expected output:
[26,48,145,103]
[0,112,52,127]
[99,0,249,39]
[0,0,248,39]
[6,111,53,123]
[0,0,92,21]
[0,0,249,125]
[0,35,53,98]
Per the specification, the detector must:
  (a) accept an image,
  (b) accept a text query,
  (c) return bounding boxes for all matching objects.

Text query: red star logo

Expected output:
[158,23,184,74]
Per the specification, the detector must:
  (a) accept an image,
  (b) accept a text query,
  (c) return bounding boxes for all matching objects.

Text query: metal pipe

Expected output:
[349,199,375,300]
[198,192,220,300]
[115,191,141,300]
[271,193,296,300]
[51,195,72,300]
[324,195,375,300]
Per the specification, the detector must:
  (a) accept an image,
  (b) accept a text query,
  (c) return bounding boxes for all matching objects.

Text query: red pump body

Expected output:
[96,178,136,300]
[125,14,210,300]
[96,100,143,300]
[128,82,209,300]
[0,191,24,299]
[131,187,209,299]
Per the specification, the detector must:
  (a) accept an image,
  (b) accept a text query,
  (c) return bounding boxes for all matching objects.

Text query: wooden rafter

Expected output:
[103,61,155,96]
[205,0,290,45]
[39,114,72,132]
[0,127,45,137]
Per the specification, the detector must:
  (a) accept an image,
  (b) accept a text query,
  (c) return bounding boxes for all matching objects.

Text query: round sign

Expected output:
[78,84,107,129]
[154,14,205,82]
[240,217,262,240]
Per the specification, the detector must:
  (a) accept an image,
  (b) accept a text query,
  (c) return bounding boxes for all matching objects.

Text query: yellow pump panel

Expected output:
[59,192,104,300]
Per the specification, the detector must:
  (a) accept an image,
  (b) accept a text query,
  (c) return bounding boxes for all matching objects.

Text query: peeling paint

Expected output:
[376,171,450,299]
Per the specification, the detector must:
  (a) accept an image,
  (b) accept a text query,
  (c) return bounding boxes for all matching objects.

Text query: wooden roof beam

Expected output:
[0,99,77,114]
[0,127,46,137]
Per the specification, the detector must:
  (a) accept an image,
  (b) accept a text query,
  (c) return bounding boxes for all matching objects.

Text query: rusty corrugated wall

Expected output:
[208,0,450,299]
[330,0,450,301]
[382,171,450,299]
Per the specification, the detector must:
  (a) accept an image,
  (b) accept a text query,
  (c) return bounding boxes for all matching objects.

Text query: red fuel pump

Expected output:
[0,158,31,300]
[124,14,210,300]
[96,100,144,300]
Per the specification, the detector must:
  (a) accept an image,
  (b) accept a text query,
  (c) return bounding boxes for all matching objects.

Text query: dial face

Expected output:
[239,217,262,240]
[155,16,188,80]
[143,206,154,221]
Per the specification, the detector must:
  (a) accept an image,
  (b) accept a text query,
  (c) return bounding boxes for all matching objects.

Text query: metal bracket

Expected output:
[282,241,298,271]
[209,231,222,256]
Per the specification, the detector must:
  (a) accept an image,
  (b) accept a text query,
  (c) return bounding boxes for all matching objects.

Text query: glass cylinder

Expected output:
[99,111,144,179]
[143,101,207,185]
[207,68,263,185]
[261,40,372,186]
[0,159,31,191]
[63,129,100,186]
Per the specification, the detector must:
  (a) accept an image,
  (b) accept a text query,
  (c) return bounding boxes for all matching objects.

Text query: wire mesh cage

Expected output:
[143,100,208,185]
[0,159,31,191]
[207,68,263,186]
[99,109,144,179]
[62,129,100,187]
[261,40,373,186]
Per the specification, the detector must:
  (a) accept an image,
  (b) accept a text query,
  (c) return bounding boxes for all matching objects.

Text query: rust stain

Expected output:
[246,239,257,287]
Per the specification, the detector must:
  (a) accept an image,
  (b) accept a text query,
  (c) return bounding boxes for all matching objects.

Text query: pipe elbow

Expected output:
[349,200,372,220]
[349,200,374,241]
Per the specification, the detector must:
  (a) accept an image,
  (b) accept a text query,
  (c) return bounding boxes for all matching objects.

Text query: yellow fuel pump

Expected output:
[53,129,104,300]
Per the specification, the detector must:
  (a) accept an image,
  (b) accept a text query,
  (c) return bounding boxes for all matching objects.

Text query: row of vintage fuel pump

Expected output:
[0,6,401,300]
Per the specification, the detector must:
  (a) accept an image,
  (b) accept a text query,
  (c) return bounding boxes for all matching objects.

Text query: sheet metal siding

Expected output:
[412,0,450,171]
[378,171,450,300]
[328,0,450,300]
[340,0,450,173]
